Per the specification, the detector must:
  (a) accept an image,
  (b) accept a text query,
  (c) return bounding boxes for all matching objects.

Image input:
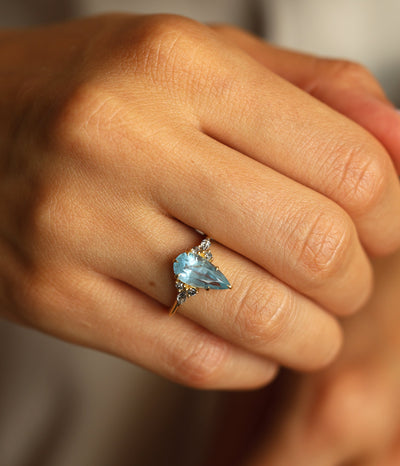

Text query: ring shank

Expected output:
[169,300,179,316]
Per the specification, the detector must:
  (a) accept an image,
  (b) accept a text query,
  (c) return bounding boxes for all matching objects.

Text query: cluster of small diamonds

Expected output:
[175,282,198,305]
[175,237,212,305]
[191,237,212,261]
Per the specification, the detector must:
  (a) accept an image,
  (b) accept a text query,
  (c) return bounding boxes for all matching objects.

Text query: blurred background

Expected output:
[0,1,399,465]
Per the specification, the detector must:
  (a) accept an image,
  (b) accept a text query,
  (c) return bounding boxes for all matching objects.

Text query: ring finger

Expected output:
[94,210,343,372]
[152,129,373,316]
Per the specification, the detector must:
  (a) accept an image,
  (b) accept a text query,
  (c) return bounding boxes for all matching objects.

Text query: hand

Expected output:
[234,248,400,465]
[211,24,400,173]
[1,14,400,390]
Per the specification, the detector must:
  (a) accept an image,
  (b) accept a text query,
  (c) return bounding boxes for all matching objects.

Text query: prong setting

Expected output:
[169,236,230,316]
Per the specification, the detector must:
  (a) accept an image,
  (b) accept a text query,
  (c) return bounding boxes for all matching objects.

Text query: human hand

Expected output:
[211,24,400,174]
[1,14,400,390]
[236,249,400,466]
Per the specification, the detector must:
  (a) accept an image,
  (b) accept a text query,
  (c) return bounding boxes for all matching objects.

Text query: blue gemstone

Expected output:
[173,252,230,290]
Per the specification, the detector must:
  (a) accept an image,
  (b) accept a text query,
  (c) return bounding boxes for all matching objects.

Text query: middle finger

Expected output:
[97,212,343,371]
[155,130,373,316]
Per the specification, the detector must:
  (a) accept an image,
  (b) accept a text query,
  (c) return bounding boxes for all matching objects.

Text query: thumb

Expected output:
[212,24,400,173]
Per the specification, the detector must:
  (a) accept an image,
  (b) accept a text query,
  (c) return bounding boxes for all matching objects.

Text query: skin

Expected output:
[1,14,400,391]
[207,249,400,466]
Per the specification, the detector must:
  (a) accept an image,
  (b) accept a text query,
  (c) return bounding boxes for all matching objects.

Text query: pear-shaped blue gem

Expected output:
[173,252,230,290]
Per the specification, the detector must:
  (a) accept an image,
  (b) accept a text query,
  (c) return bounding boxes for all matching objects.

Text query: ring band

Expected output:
[169,237,231,316]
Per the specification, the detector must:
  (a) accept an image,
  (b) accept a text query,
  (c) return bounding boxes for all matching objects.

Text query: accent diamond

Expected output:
[175,281,185,291]
[204,251,212,261]
[187,287,198,297]
[200,238,211,251]
[177,291,187,305]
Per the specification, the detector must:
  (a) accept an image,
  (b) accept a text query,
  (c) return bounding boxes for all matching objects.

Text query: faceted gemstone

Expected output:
[204,251,212,261]
[173,252,230,290]
[187,287,198,297]
[177,291,187,305]
[175,281,185,291]
[200,238,211,251]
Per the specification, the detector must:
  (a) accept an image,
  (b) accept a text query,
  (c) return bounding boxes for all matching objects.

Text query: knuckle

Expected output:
[324,58,377,88]
[329,141,388,215]
[306,58,384,98]
[209,23,241,36]
[48,81,120,153]
[133,14,205,83]
[170,332,230,388]
[230,278,294,350]
[134,15,233,103]
[294,209,354,286]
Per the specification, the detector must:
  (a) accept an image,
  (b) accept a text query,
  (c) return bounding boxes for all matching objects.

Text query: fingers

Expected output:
[211,24,387,102]
[211,24,400,174]
[173,240,343,371]
[49,66,374,318]
[153,130,372,316]
[152,23,400,256]
[11,14,399,393]
[89,280,278,391]
[192,47,400,256]
[92,208,343,372]
[15,264,278,390]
